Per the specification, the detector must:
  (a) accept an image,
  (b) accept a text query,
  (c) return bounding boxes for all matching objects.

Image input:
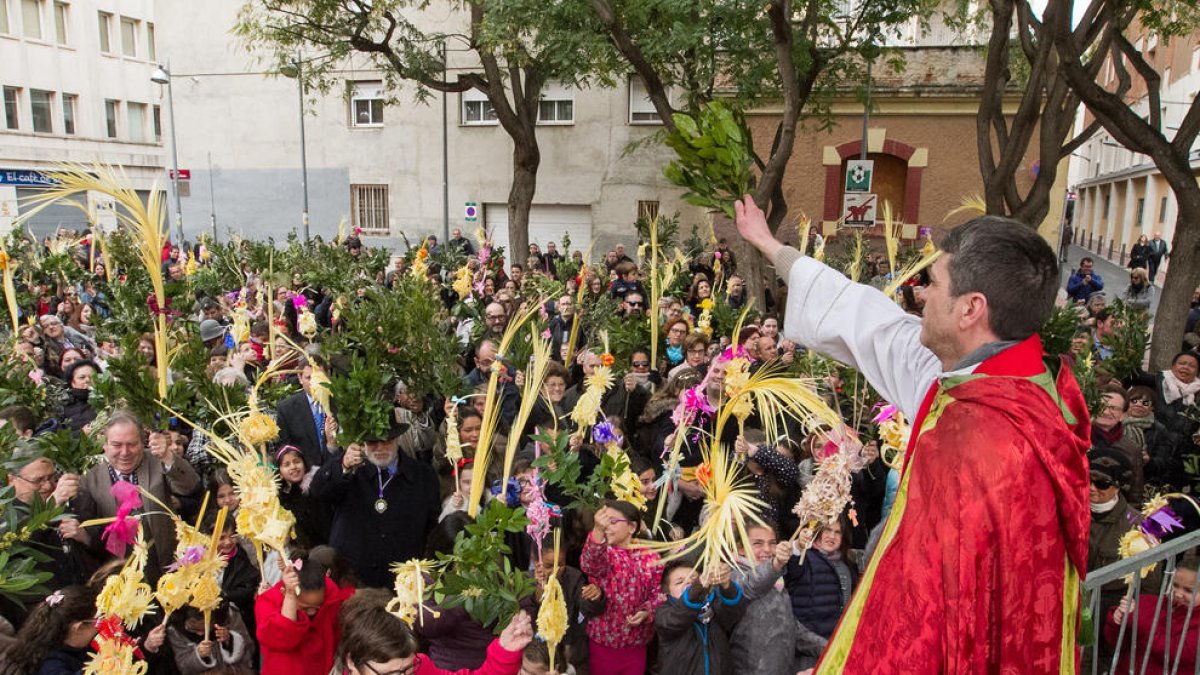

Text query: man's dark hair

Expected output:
[939,216,1059,341]
[1080,257,1094,265]
[614,261,638,277]
[1095,309,1113,324]
[0,405,37,435]
[1101,384,1130,411]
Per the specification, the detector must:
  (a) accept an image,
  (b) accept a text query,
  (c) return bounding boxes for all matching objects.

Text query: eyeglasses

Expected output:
[13,472,58,487]
[608,518,632,526]
[486,314,507,321]
[363,657,420,675]
[1130,398,1152,406]
[627,300,644,307]
[1091,477,1114,490]
[688,347,707,355]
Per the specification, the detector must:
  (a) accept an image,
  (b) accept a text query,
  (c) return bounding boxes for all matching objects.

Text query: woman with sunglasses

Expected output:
[580,500,662,675]
[1125,385,1182,492]
[338,596,533,675]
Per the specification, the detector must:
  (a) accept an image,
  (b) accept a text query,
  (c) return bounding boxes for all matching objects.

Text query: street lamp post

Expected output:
[296,58,310,243]
[151,64,184,245]
[283,58,311,242]
[441,40,449,244]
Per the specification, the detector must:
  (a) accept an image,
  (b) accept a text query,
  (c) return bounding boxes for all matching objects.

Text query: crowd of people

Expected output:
[0,210,1198,675]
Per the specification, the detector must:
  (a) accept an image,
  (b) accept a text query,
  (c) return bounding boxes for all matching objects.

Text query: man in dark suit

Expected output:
[73,411,201,580]
[1148,231,1170,284]
[309,417,440,588]
[276,360,333,469]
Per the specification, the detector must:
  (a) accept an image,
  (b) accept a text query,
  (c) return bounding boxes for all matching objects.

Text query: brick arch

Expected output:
[823,138,924,226]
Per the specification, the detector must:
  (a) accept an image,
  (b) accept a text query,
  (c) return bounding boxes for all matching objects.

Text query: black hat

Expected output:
[362,413,410,443]
[1089,447,1132,486]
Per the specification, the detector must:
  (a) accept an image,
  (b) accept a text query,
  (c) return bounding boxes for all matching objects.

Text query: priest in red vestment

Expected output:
[735,198,1091,673]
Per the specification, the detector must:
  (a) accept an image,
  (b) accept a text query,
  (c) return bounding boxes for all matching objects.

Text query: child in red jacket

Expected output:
[256,551,355,675]
[338,596,534,675]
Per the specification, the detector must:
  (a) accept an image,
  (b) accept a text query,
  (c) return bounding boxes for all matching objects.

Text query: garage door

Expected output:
[483,203,592,261]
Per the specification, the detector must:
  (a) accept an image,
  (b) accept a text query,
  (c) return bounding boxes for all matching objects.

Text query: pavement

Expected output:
[1059,244,1162,316]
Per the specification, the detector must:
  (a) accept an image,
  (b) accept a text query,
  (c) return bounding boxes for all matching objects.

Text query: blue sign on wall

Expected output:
[0,169,60,187]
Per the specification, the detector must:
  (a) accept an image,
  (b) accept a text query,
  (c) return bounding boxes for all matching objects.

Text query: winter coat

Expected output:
[1088,496,1141,593]
[1125,416,1182,490]
[520,565,606,672]
[1123,283,1154,313]
[580,533,663,649]
[167,605,255,675]
[278,477,331,549]
[1067,269,1105,303]
[35,646,89,675]
[400,639,523,675]
[1129,242,1152,270]
[255,577,355,675]
[654,581,745,675]
[219,546,261,640]
[1092,423,1147,505]
[416,604,495,671]
[60,388,96,433]
[1105,595,1200,675]
[784,548,858,639]
[731,559,812,675]
[309,451,441,588]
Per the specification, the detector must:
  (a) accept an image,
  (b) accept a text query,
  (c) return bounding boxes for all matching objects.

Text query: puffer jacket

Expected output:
[784,548,858,639]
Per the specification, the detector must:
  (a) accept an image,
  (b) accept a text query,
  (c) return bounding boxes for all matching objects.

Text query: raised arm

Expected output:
[735,197,940,418]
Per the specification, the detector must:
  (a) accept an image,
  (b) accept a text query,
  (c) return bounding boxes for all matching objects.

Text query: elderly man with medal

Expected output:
[309,406,442,588]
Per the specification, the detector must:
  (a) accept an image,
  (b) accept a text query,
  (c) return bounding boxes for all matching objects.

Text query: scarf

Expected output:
[666,344,684,365]
[1163,370,1200,406]
[1091,495,1120,514]
[1093,422,1124,446]
[1124,415,1155,431]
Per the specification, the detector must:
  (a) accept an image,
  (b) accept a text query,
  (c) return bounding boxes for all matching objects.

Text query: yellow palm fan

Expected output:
[94,229,115,281]
[564,242,597,366]
[643,441,767,575]
[95,531,155,630]
[0,241,19,339]
[649,217,662,372]
[797,214,813,258]
[652,416,702,534]
[711,361,845,460]
[445,403,462,486]
[335,216,348,246]
[468,300,543,517]
[161,404,295,570]
[537,529,568,673]
[499,327,552,500]
[880,201,900,275]
[608,446,647,511]
[195,506,230,640]
[943,194,988,222]
[19,163,170,397]
[84,637,148,675]
[386,559,440,626]
[845,230,866,283]
[882,249,943,299]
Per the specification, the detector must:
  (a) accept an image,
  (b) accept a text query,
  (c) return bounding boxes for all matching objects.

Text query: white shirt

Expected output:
[782,254,941,419]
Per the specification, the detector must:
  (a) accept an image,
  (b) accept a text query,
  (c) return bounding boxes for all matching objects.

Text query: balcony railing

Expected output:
[1082,528,1200,674]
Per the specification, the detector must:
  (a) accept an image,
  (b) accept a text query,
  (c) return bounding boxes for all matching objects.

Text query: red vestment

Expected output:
[817,335,1091,673]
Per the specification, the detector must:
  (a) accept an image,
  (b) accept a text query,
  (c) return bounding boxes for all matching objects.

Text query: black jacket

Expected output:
[309,451,441,587]
[655,582,746,675]
[276,391,328,469]
[785,549,859,639]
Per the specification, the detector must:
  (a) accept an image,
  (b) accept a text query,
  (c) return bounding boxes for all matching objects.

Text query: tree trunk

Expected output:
[506,136,539,261]
[1149,177,1200,369]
